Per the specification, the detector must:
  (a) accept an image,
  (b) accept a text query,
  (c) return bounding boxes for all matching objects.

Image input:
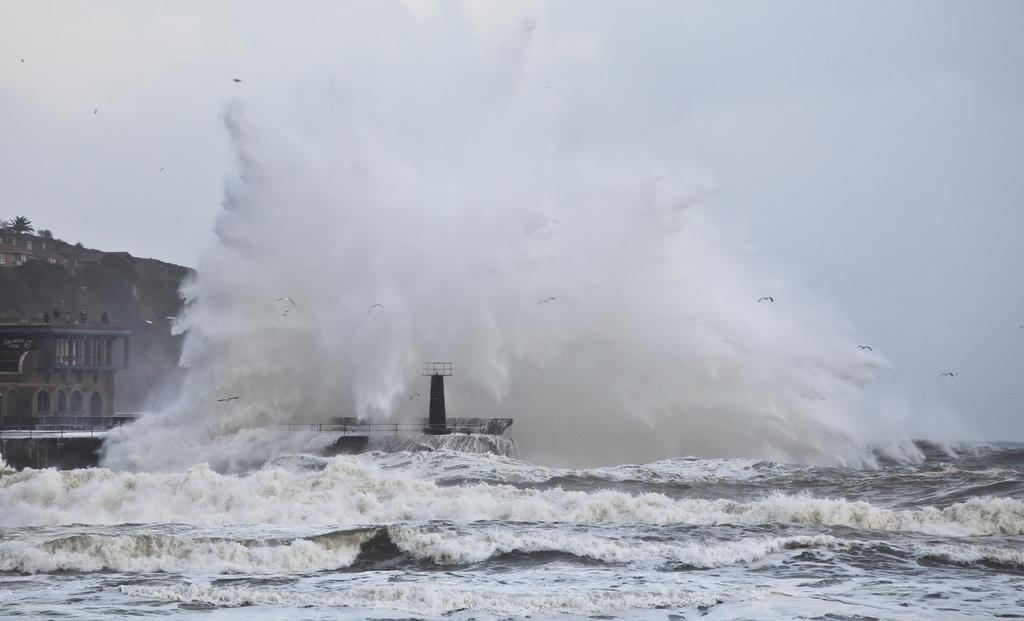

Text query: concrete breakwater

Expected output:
[1,434,103,469]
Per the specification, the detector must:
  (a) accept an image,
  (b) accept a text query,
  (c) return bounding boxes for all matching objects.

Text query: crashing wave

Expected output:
[3,522,1020,576]
[362,433,517,457]
[119,581,729,617]
[2,458,1022,536]
[0,526,832,574]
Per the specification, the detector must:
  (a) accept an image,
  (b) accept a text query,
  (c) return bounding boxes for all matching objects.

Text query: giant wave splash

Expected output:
[97,2,949,472]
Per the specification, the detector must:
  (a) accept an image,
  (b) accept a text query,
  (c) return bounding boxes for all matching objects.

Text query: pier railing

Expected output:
[0,415,138,432]
[0,416,512,438]
[278,417,513,437]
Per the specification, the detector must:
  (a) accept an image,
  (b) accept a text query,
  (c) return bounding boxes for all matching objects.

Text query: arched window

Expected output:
[89,391,103,417]
[36,390,50,413]
[70,391,83,414]
[57,391,67,413]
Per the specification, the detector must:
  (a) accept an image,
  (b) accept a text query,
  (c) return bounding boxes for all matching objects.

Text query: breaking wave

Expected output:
[2,458,1021,536]
[0,528,830,574]
[119,582,729,617]
[4,523,1018,577]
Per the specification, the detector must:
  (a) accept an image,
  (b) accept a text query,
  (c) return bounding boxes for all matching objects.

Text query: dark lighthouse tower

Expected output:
[422,361,453,434]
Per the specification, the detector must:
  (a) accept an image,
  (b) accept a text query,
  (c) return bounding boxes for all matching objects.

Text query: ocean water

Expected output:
[1,440,1022,620]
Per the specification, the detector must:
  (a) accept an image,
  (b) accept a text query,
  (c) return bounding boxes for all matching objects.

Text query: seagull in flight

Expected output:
[368,303,384,314]
[157,167,165,172]
[938,372,958,378]
[757,296,774,303]
[232,78,242,83]
[536,297,556,305]
[217,396,240,402]
[144,320,153,324]
[20,58,24,63]
[278,296,295,306]
[93,108,98,114]
[409,392,421,400]
[858,345,873,351]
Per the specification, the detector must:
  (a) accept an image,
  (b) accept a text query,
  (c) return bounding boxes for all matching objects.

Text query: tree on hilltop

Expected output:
[38,229,53,239]
[11,216,33,236]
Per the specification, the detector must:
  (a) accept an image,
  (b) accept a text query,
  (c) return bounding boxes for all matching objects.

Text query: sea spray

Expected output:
[97,3,911,471]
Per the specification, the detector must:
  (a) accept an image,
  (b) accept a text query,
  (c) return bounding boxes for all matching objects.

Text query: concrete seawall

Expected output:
[1,436,102,469]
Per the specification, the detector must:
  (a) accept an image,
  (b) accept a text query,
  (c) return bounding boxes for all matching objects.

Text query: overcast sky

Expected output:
[1,1,1022,439]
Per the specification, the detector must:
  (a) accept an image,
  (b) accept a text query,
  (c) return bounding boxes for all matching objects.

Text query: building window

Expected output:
[76,372,83,383]
[57,391,67,412]
[89,391,103,417]
[26,240,32,250]
[37,390,50,413]
[92,373,98,383]
[0,254,6,265]
[56,338,69,367]
[70,391,83,414]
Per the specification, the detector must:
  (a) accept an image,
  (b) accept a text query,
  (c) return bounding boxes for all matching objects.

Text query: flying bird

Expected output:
[164,316,176,320]
[858,345,873,351]
[157,167,165,172]
[536,297,556,305]
[368,303,384,314]
[217,396,240,402]
[757,297,774,303]
[144,320,153,324]
[20,58,24,63]
[93,108,98,114]
[278,296,295,306]
[232,78,242,83]
[938,372,958,378]
[409,392,421,400]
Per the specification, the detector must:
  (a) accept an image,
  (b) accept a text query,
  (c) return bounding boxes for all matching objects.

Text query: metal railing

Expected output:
[278,417,512,437]
[0,415,137,431]
[421,361,453,376]
[0,426,105,439]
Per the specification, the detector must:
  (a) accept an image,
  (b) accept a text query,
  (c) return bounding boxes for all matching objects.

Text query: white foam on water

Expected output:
[359,450,789,485]
[910,541,1024,568]
[0,527,828,574]
[388,526,836,567]
[118,581,729,617]
[3,522,1019,576]
[0,531,370,574]
[2,459,1021,536]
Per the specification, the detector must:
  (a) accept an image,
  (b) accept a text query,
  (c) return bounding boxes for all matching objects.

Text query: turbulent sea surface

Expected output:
[1,440,1022,620]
